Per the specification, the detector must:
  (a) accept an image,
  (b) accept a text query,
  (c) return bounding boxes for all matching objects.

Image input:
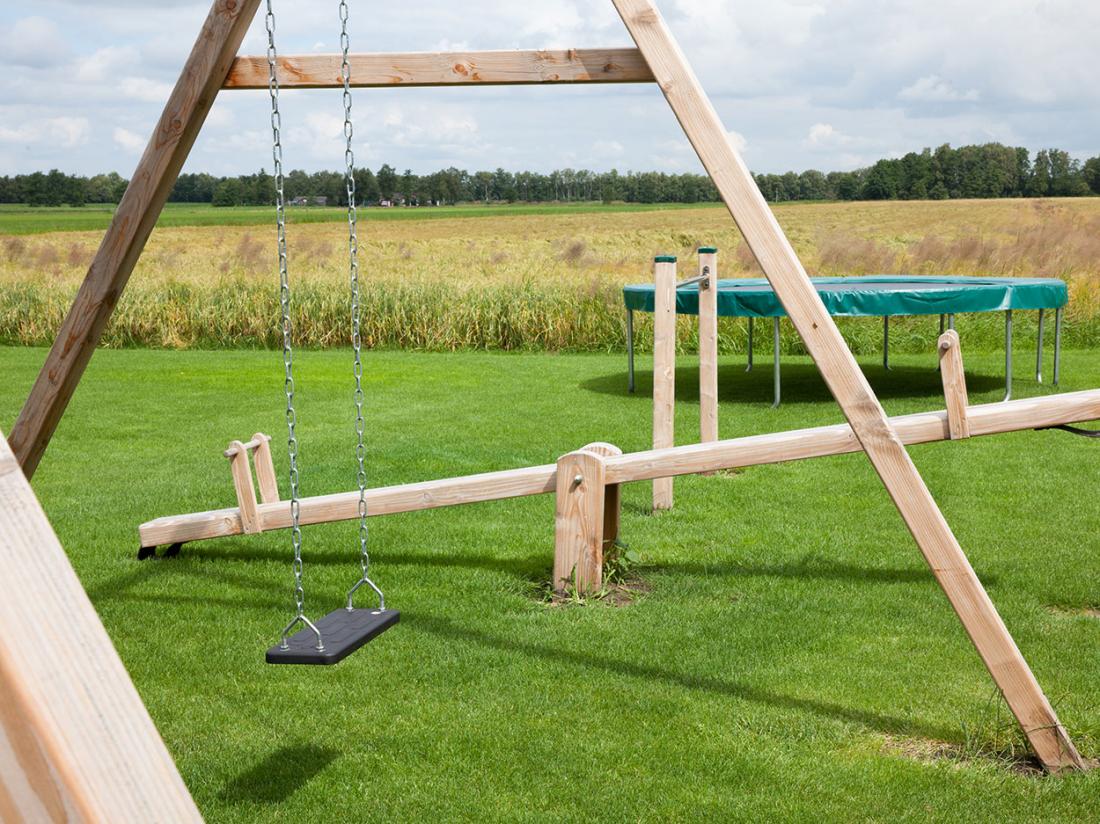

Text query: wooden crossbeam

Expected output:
[224,48,655,89]
[613,0,1084,772]
[138,388,1100,547]
[0,430,202,820]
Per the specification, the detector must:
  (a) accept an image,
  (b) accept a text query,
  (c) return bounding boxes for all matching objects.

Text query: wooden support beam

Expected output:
[652,255,677,510]
[224,48,655,89]
[138,389,1100,549]
[698,247,719,456]
[554,448,608,594]
[0,430,202,820]
[938,331,971,440]
[613,0,1084,772]
[9,0,262,479]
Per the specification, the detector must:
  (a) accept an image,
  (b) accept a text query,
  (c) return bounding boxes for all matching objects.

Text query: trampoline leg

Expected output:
[746,317,754,372]
[937,315,945,372]
[947,313,955,331]
[626,308,635,393]
[1054,307,1063,387]
[1004,310,1013,402]
[1035,309,1044,384]
[772,317,781,408]
[883,316,891,371]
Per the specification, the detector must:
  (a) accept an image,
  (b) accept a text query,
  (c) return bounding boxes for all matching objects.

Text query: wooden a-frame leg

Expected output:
[613,0,1083,772]
[8,0,262,479]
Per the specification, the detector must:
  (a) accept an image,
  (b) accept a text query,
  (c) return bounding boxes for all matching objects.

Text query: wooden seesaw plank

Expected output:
[0,430,202,821]
[612,0,1084,772]
[223,48,656,89]
[139,389,1100,546]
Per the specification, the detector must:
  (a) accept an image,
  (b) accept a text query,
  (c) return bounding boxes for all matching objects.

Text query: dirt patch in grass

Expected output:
[545,576,652,608]
[879,734,1046,776]
[1046,605,1100,619]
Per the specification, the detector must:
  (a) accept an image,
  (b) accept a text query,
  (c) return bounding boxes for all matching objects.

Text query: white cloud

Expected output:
[592,140,624,158]
[1,0,1098,176]
[76,46,139,83]
[0,17,67,68]
[0,116,90,148]
[803,123,853,148]
[119,77,174,104]
[727,130,748,154]
[113,127,145,154]
[899,75,980,103]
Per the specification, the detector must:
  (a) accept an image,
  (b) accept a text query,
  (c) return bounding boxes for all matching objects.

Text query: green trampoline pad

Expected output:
[622,276,1068,318]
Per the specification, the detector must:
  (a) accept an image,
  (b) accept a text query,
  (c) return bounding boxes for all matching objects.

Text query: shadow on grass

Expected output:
[405,611,958,744]
[581,362,1004,406]
[659,556,988,587]
[221,744,339,805]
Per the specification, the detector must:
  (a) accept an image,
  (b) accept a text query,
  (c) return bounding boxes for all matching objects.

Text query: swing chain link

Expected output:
[340,0,379,609]
[265,0,314,644]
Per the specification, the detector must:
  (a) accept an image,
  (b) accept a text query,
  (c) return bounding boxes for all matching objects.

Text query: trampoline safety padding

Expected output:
[623,276,1068,405]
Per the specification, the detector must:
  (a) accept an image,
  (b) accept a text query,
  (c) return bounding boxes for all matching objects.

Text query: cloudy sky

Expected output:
[1,1,1096,178]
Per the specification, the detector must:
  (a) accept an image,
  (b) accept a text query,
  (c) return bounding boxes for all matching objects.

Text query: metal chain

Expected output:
[265,0,308,627]
[340,0,373,596]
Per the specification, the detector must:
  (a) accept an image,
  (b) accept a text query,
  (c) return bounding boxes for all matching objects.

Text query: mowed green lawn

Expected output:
[2,345,1098,822]
[0,201,716,235]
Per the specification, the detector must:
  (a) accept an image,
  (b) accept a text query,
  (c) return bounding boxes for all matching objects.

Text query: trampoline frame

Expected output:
[625,278,1065,406]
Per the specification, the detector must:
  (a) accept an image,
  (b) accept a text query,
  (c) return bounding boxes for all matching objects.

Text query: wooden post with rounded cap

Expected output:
[554,442,623,594]
[652,255,677,510]
[698,247,719,465]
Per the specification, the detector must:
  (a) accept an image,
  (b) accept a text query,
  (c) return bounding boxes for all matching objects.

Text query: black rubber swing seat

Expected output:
[266,608,400,665]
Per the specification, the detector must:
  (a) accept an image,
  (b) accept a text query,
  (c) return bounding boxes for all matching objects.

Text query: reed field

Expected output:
[2,197,1100,354]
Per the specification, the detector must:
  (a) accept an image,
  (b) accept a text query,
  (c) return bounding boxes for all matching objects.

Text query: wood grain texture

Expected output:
[581,442,624,551]
[698,250,719,452]
[138,389,1100,547]
[553,449,607,593]
[140,461,559,547]
[652,258,676,510]
[224,48,655,89]
[9,0,263,479]
[612,0,1083,772]
[226,441,260,534]
[938,331,971,440]
[0,429,201,821]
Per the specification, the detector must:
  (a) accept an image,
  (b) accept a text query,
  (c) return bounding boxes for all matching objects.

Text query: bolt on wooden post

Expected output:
[652,255,677,510]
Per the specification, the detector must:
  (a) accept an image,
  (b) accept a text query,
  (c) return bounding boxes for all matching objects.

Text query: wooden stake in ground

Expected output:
[0,429,202,820]
[9,0,262,479]
[613,0,1083,772]
[652,255,677,510]
[698,247,719,455]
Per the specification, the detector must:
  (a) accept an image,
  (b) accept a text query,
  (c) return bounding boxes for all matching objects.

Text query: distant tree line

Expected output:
[2,144,1098,208]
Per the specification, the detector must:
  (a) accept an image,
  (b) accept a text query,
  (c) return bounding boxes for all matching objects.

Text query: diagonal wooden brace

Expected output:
[613,0,1084,772]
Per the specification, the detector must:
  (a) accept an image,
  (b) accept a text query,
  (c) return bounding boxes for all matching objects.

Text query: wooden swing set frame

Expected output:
[1,0,1094,814]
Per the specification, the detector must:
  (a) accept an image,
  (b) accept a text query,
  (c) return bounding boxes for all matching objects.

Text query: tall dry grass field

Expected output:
[2,198,1099,353]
